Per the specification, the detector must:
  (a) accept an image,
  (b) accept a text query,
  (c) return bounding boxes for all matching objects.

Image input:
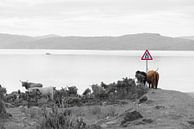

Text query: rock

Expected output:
[146,100,154,104]
[155,105,165,109]
[101,124,108,128]
[142,119,153,124]
[106,120,118,125]
[138,96,148,104]
[188,121,194,125]
[120,111,143,127]
[4,103,15,108]
[135,119,153,125]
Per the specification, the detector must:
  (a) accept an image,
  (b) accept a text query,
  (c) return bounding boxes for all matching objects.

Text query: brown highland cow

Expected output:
[146,70,159,89]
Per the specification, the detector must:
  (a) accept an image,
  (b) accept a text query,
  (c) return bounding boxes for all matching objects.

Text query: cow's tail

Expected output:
[155,73,159,88]
[147,68,159,72]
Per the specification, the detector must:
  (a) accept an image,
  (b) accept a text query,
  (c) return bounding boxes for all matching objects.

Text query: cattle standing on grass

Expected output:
[20,81,43,89]
[146,70,159,89]
[28,87,55,100]
[135,71,147,86]
[20,81,55,100]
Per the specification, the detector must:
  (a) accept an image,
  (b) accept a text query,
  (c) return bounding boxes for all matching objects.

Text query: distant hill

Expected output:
[1,33,194,50]
[35,34,62,40]
[178,36,194,41]
[0,33,34,48]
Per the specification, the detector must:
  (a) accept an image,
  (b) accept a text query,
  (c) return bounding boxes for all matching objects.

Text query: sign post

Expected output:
[146,60,148,72]
[141,50,153,72]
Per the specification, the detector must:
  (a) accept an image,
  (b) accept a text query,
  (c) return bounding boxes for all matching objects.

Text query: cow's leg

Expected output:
[156,74,159,89]
[154,80,157,89]
[147,82,150,88]
[152,80,155,89]
[152,78,155,89]
[151,82,154,89]
[154,75,157,89]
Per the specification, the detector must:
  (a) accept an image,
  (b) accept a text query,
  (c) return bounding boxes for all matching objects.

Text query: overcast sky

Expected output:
[0,0,194,37]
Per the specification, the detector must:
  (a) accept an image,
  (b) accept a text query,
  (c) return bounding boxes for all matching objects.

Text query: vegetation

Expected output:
[88,105,118,119]
[0,85,11,119]
[37,105,102,129]
[0,76,148,129]
[3,77,147,108]
[91,77,147,101]
[0,85,6,100]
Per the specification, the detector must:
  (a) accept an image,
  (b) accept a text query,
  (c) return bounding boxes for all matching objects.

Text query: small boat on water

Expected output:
[45,52,51,55]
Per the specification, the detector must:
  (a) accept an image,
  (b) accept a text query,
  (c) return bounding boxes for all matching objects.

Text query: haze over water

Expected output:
[0,50,194,94]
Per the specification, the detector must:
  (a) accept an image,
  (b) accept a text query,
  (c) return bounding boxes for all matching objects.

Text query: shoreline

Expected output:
[0,49,194,56]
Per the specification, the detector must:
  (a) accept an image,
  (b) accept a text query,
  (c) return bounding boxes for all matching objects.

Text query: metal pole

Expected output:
[146,60,148,72]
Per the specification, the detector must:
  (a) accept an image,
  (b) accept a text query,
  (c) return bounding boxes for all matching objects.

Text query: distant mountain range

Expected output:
[179,36,194,41]
[0,33,194,50]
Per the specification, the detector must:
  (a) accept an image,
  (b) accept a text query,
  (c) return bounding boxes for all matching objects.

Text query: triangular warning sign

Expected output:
[141,50,153,60]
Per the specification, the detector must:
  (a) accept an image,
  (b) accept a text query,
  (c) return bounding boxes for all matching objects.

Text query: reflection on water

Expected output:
[0,50,194,93]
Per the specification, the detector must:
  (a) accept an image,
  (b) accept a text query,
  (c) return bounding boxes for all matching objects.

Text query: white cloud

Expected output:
[0,0,194,36]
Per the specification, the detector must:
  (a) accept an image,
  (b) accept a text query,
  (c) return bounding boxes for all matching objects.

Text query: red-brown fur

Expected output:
[146,70,159,89]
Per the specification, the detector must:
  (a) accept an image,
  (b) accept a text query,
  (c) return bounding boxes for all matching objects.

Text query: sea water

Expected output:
[0,49,194,94]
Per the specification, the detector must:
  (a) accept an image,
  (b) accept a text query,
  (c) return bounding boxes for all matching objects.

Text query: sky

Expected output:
[0,0,194,37]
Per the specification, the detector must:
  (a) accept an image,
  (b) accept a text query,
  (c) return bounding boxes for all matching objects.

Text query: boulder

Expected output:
[155,105,165,109]
[188,121,194,125]
[121,111,143,127]
[138,96,148,104]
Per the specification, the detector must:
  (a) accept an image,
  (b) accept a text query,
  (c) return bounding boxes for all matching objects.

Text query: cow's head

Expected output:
[135,71,141,78]
[20,80,29,89]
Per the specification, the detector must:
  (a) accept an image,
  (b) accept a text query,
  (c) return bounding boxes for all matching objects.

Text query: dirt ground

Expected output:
[188,93,194,98]
[1,89,194,129]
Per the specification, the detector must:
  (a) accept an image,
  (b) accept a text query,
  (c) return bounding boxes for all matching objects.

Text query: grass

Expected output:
[0,123,5,129]
[88,105,118,119]
[89,106,102,115]
[20,106,42,119]
[34,105,103,129]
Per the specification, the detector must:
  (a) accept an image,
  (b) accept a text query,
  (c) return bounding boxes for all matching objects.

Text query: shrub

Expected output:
[37,105,102,129]
[0,99,6,116]
[0,99,11,119]
[0,85,11,119]
[91,84,107,99]
[0,85,6,100]
[67,86,78,96]
[89,77,147,102]
[62,97,81,107]
[82,88,91,96]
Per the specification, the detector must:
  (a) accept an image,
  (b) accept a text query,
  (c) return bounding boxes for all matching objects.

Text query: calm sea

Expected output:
[0,49,194,94]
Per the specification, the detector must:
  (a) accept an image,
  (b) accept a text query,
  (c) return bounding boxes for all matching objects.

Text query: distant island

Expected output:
[0,33,194,50]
